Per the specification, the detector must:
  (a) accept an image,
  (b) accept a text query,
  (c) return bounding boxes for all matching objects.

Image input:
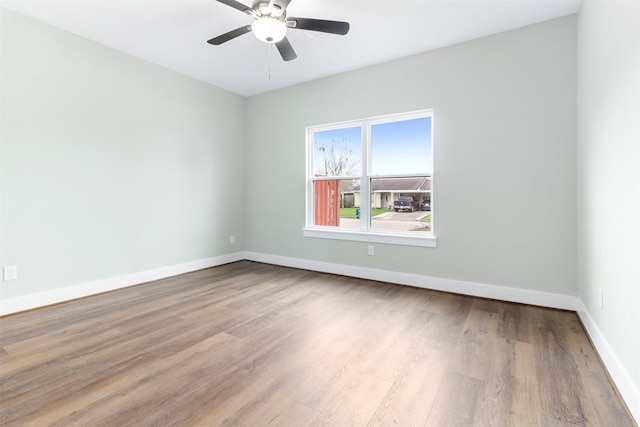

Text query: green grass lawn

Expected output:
[340,207,390,218]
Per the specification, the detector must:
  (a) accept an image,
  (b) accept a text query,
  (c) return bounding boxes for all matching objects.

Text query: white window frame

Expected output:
[304,109,436,248]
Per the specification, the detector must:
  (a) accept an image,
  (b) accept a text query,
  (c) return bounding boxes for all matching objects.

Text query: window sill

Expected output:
[303,228,437,248]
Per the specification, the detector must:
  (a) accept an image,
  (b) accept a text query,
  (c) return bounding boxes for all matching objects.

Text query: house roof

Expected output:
[371,177,431,192]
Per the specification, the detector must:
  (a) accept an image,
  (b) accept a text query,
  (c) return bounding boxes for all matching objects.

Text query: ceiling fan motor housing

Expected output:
[252,0,285,18]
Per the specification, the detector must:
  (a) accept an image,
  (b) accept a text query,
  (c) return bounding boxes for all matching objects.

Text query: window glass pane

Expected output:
[313,179,360,230]
[369,177,431,233]
[313,126,361,177]
[371,117,431,176]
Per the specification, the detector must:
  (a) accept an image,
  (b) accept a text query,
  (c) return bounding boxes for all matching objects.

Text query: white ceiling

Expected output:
[1,0,581,96]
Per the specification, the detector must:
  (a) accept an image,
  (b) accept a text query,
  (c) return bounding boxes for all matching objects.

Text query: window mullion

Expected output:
[359,124,371,231]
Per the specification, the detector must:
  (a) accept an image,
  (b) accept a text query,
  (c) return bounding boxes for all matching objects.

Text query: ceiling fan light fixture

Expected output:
[210,0,350,61]
[251,17,286,43]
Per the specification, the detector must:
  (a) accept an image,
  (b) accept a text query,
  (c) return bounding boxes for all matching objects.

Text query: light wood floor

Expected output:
[0,261,635,426]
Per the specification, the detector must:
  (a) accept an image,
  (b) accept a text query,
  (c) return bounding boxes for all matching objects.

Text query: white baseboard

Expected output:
[245,251,637,422]
[0,252,244,316]
[575,301,640,422]
[1,250,636,423]
[244,251,580,310]
[0,250,577,315]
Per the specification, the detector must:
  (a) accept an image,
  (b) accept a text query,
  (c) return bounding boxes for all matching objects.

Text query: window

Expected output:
[305,110,435,247]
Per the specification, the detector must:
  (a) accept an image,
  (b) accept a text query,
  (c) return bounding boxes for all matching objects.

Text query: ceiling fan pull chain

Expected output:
[268,43,272,80]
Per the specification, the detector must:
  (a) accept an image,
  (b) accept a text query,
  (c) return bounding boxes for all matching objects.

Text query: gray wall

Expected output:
[245,16,577,295]
[577,0,640,397]
[0,9,245,299]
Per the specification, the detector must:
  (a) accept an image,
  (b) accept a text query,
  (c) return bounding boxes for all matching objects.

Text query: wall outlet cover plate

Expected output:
[3,266,18,281]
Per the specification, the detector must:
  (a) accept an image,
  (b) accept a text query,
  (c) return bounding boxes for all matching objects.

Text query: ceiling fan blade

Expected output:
[276,37,297,61]
[207,26,251,45]
[216,0,252,14]
[287,18,350,35]
[269,0,291,15]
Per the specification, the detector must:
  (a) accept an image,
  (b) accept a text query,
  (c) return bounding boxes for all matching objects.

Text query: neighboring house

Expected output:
[344,177,431,209]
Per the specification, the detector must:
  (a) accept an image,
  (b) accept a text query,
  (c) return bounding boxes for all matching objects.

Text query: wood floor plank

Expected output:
[425,371,487,427]
[0,261,635,426]
[36,332,245,427]
[575,369,636,427]
[283,347,362,412]
[496,302,533,343]
[447,308,498,382]
[564,315,636,426]
[359,308,432,381]
[420,292,474,343]
[218,393,319,427]
[308,371,392,427]
[1,313,189,410]
[368,337,454,427]
[480,338,542,426]
[531,308,591,426]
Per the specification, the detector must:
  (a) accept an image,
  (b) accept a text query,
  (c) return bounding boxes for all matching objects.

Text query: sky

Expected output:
[313,117,432,176]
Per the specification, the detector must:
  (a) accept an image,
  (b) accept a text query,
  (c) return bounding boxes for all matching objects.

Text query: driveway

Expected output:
[375,211,427,221]
[338,210,430,232]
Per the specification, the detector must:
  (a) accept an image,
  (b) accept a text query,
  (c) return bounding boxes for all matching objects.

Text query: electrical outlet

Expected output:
[368,245,375,256]
[230,235,235,244]
[3,265,18,281]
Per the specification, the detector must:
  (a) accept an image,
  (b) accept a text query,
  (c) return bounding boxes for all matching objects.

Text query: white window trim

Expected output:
[303,228,437,247]
[305,109,436,248]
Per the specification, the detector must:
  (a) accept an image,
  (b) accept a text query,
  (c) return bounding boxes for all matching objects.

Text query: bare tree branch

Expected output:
[318,144,359,176]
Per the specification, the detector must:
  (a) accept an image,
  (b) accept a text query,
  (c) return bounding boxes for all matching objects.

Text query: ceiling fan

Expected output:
[207,0,350,61]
